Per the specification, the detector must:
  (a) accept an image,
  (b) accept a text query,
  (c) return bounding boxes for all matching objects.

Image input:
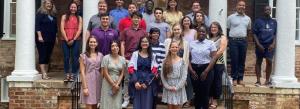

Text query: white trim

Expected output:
[1,78,9,102]
[2,0,16,40]
[296,40,300,46]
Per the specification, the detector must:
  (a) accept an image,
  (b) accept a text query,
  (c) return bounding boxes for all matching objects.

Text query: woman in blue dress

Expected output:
[128,36,158,109]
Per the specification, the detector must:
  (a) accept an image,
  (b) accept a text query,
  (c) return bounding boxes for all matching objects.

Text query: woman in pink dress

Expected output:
[79,36,103,109]
[60,2,83,81]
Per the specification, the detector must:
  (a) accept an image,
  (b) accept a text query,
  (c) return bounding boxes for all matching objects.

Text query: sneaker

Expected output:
[255,82,261,87]
[121,100,129,108]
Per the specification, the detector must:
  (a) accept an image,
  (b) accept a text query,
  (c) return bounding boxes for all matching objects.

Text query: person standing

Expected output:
[35,0,57,79]
[79,36,103,109]
[128,36,158,109]
[142,0,155,25]
[186,0,209,26]
[189,25,217,109]
[109,0,128,31]
[161,41,188,109]
[208,22,228,109]
[118,3,147,32]
[120,11,148,108]
[253,5,276,86]
[100,40,126,109]
[91,13,118,56]
[149,27,166,109]
[60,2,82,81]
[163,0,183,27]
[227,0,251,85]
[147,8,171,43]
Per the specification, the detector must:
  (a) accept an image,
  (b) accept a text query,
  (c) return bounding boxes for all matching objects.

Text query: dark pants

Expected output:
[210,64,225,99]
[229,39,247,81]
[191,64,214,109]
[62,40,80,76]
[36,41,55,64]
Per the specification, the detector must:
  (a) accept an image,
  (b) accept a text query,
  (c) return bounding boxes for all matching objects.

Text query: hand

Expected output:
[257,44,265,52]
[83,88,89,96]
[190,70,199,80]
[268,44,275,52]
[170,86,176,92]
[38,36,44,42]
[200,70,208,81]
[135,82,142,90]
[141,83,147,89]
[67,40,74,46]
[112,84,120,95]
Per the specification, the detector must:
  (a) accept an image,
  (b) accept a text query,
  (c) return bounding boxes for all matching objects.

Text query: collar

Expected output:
[130,26,141,31]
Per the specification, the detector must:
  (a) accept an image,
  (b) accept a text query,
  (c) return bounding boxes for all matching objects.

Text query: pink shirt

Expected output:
[64,16,79,40]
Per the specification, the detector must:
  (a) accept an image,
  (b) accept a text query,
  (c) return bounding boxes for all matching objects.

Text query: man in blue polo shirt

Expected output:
[109,0,128,31]
[253,5,277,87]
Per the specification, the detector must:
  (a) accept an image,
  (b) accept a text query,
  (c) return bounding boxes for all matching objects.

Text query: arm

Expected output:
[79,55,88,89]
[120,41,125,57]
[215,36,228,59]
[175,62,188,90]
[36,14,44,42]
[60,15,68,41]
[116,63,125,86]
[102,56,117,87]
[73,16,83,40]
[160,66,172,90]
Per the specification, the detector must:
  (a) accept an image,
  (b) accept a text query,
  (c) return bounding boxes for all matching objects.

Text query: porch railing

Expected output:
[71,77,81,109]
[222,71,234,109]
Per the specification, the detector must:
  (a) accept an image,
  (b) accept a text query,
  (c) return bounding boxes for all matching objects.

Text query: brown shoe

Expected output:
[238,80,245,86]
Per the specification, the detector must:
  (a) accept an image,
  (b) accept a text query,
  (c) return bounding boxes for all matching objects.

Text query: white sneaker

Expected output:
[121,100,129,108]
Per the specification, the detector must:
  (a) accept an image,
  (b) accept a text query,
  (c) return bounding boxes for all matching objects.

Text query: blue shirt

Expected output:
[35,13,57,42]
[109,7,129,30]
[189,39,217,64]
[253,17,277,45]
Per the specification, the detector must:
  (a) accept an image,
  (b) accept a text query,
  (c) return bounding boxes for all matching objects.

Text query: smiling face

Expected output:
[45,0,53,11]
[69,3,78,14]
[115,0,124,7]
[236,1,246,14]
[195,12,204,23]
[100,16,110,28]
[154,9,163,20]
[192,2,201,12]
[172,24,182,37]
[197,26,207,41]
[110,42,119,54]
[132,15,141,26]
[150,32,160,41]
[88,37,98,50]
[168,0,177,9]
[182,17,192,28]
[98,2,107,14]
[210,24,219,35]
[128,4,137,15]
[140,37,150,49]
[169,42,179,55]
[145,1,154,11]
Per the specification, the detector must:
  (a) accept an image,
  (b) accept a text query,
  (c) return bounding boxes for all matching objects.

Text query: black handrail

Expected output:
[71,77,81,109]
[223,70,234,109]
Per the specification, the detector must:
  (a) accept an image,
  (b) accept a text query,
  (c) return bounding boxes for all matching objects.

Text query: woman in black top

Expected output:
[35,0,57,79]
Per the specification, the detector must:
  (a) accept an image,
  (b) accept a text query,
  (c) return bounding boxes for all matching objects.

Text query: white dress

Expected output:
[161,59,188,105]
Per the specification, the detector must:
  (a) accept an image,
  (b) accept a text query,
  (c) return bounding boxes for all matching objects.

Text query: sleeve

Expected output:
[118,19,124,31]
[128,51,137,74]
[160,66,172,90]
[35,13,42,32]
[54,17,58,34]
[252,19,259,36]
[119,29,126,41]
[101,55,108,68]
[175,62,188,90]
[274,20,277,35]
[210,42,217,52]
[80,54,87,65]
[140,19,147,30]
[247,17,252,30]
[166,24,171,32]
[114,30,119,40]
[87,17,93,31]
[183,41,190,65]
[151,54,159,75]
[227,16,231,29]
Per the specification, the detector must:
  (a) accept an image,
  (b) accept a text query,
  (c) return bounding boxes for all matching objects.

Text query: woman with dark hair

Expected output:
[60,2,83,81]
[35,0,57,79]
[181,16,196,108]
[128,36,158,109]
[79,36,103,109]
[163,0,183,27]
[193,11,208,29]
[100,40,126,109]
[189,25,217,109]
[208,21,228,109]
[161,41,188,109]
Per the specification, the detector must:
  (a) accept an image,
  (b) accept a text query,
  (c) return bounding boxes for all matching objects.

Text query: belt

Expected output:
[229,37,247,40]
[191,63,208,67]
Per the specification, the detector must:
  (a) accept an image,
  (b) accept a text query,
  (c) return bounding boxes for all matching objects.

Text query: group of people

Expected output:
[35,0,276,109]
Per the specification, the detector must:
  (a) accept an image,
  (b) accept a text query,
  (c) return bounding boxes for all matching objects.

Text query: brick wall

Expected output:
[8,81,72,109]
[233,87,300,109]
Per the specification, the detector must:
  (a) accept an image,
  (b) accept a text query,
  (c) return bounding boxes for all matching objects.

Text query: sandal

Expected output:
[64,74,70,82]
[69,74,74,82]
[209,104,218,109]
[42,73,51,80]
[255,81,261,87]
[182,102,191,108]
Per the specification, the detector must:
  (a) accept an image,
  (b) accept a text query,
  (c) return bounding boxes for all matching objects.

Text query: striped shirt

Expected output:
[151,42,166,72]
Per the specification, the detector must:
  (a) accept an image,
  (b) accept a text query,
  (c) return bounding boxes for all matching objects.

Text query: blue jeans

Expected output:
[62,40,80,76]
[229,39,247,81]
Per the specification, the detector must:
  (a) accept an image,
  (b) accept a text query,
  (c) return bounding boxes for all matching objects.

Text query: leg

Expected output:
[265,58,273,84]
[255,49,263,85]
[122,64,130,108]
[85,104,93,109]
[71,40,80,80]
[238,40,248,83]
[62,41,71,80]
[229,40,239,82]
[211,64,225,108]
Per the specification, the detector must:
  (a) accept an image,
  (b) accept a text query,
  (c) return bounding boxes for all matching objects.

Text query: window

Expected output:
[1,78,9,102]
[2,0,16,40]
[269,0,300,45]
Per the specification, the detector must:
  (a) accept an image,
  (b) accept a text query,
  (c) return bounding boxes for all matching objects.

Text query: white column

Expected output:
[82,0,99,52]
[271,0,300,88]
[7,0,41,81]
[209,0,227,34]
